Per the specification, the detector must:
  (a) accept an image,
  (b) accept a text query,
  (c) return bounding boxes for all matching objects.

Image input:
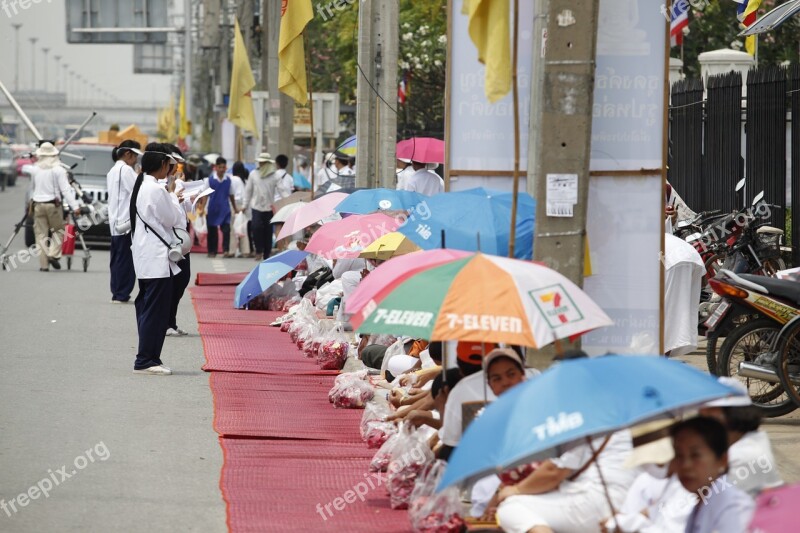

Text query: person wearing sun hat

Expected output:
[399,156,444,196]
[699,377,783,495]
[29,142,82,272]
[602,419,695,533]
[243,152,279,261]
[107,140,143,301]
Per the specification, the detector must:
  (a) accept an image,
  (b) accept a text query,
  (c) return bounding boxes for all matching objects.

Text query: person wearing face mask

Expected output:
[670,417,755,533]
[107,140,143,303]
[128,144,185,375]
[601,420,695,533]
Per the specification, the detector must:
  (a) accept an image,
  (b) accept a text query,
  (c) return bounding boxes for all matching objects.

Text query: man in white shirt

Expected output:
[243,153,278,261]
[402,160,444,196]
[396,158,415,190]
[106,141,142,302]
[273,154,294,202]
[29,142,81,272]
[315,153,337,192]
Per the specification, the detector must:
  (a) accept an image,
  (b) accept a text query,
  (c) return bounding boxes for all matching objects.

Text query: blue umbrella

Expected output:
[334,188,426,214]
[438,355,745,490]
[397,187,535,259]
[234,250,309,308]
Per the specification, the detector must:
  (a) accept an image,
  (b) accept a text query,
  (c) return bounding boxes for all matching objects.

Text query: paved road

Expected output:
[0,179,227,532]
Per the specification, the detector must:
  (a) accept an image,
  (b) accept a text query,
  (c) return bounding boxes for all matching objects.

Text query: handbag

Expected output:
[135,213,191,262]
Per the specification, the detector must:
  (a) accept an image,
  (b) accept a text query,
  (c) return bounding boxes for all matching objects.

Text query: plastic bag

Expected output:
[360,401,392,440]
[498,462,540,486]
[409,460,465,532]
[317,326,350,370]
[193,214,208,235]
[233,211,248,237]
[365,421,397,449]
[369,422,410,472]
[387,427,435,509]
[328,370,373,408]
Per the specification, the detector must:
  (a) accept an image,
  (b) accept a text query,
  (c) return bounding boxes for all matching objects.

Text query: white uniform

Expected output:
[273,169,294,202]
[131,175,186,279]
[316,165,337,191]
[396,165,415,191]
[664,233,704,356]
[106,160,139,236]
[229,174,246,210]
[404,168,444,196]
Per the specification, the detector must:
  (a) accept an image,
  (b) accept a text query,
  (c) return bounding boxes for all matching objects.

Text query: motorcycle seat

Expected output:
[740,274,800,305]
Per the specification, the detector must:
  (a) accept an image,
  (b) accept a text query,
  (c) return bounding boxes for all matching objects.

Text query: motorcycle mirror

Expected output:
[752,190,765,205]
[735,178,746,192]
[676,220,692,229]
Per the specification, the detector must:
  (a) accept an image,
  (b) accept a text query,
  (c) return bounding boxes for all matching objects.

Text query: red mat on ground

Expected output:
[220,439,410,533]
[195,272,249,286]
[193,282,410,532]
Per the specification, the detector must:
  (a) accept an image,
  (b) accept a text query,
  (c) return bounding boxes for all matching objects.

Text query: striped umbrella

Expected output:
[357,253,612,348]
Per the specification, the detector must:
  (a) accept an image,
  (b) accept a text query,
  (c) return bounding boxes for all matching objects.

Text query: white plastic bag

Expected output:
[233,211,248,237]
[408,460,465,532]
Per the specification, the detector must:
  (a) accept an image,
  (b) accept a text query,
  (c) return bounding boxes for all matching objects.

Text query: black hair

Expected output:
[428,341,443,364]
[722,406,763,434]
[275,154,289,168]
[457,358,482,377]
[431,368,463,398]
[112,139,142,162]
[670,416,729,459]
[232,161,249,181]
[216,156,227,166]
[129,144,172,234]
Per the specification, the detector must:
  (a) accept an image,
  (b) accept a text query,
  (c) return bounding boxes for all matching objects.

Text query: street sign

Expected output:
[133,44,173,74]
[66,0,169,44]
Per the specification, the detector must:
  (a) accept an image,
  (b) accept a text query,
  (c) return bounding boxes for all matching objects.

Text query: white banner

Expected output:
[582,0,666,355]
[447,0,534,191]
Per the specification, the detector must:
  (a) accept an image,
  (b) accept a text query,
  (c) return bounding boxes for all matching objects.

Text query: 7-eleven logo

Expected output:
[530,285,584,328]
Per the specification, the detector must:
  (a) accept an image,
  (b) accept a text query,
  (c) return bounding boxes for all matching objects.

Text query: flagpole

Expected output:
[305,32,316,200]
[508,0,520,259]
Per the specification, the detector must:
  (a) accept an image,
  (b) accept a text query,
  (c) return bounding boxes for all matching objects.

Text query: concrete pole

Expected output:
[42,47,50,93]
[184,0,194,146]
[265,0,294,159]
[355,0,398,189]
[29,37,37,90]
[12,24,22,93]
[526,0,549,201]
[529,0,600,367]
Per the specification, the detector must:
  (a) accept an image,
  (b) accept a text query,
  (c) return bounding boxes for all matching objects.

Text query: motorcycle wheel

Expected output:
[776,319,800,408]
[717,318,797,417]
[706,335,719,375]
[758,258,785,278]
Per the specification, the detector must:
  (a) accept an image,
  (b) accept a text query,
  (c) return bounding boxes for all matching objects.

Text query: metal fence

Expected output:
[669,65,800,262]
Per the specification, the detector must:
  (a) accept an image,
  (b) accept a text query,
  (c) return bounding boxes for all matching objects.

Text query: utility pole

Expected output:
[54,55,62,93]
[12,23,22,92]
[355,0,398,189]
[42,47,50,93]
[184,0,194,146]
[530,0,600,366]
[264,0,294,158]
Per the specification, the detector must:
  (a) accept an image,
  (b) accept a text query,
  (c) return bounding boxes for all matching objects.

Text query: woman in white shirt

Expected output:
[106,140,142,302]
[129,144,185,375]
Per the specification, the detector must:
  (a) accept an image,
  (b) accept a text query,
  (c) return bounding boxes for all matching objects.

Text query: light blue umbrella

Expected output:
[397,187,535,259]
[234,250,308,308]
[334,188,426,214]
[438,355,745,490]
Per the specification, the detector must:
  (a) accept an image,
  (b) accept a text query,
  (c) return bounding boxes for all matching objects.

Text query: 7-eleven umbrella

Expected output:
[357,253,613,348]
[305,213,401,259]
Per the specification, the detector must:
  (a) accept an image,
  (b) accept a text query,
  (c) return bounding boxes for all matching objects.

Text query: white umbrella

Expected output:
[272,201,306,224]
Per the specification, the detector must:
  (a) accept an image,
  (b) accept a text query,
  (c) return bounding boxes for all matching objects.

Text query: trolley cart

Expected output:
[0,212,29,271]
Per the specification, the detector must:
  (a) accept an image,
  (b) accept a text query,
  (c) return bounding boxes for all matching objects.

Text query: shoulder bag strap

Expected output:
[135,212,172,250]
[567,436,611,482]
[117,166,125,216]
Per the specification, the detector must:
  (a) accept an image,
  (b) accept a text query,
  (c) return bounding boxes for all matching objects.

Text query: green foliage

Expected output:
[305,0,447,138]
[677,0,800,78]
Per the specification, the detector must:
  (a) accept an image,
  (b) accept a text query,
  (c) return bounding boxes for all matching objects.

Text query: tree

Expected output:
[677,0,800,78]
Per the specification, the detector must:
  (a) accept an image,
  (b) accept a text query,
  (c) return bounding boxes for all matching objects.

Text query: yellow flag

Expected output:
[462,0,511,103]
[745,35,756,56]
[279,0,313,104]
[228,19,259,137]
[178,85,189,139]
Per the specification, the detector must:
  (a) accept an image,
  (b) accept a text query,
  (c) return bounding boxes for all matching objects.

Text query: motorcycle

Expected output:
[704,268,799,417]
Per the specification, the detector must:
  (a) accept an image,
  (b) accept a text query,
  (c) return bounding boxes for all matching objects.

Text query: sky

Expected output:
[0,0,173,106]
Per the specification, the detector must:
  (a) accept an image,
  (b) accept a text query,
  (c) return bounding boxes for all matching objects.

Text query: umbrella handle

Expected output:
[586,436,621,533]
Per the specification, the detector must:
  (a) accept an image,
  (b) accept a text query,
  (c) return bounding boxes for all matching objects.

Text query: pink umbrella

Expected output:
[396,137,445,164]
[748,483,798,532]
[346,249,472,328]
[305,213,401,260]
[276,192,349,240]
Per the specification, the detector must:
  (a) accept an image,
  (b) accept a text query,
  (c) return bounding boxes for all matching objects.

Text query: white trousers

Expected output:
[497,489,616,533]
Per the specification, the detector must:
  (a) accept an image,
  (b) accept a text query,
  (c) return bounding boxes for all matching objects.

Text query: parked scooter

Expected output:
[704,268,799,417]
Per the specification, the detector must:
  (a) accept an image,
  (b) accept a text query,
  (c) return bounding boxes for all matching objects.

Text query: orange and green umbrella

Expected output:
[357,253,612,348]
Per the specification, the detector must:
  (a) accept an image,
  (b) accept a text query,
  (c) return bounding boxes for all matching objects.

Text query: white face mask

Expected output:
[641,463,670,480]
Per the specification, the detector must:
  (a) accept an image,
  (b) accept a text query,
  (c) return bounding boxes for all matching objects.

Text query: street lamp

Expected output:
[54,55,62,93]
[41,47,50,92]
[29,37,38,90]
[63,64,69,104]
[12,23,22,92]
